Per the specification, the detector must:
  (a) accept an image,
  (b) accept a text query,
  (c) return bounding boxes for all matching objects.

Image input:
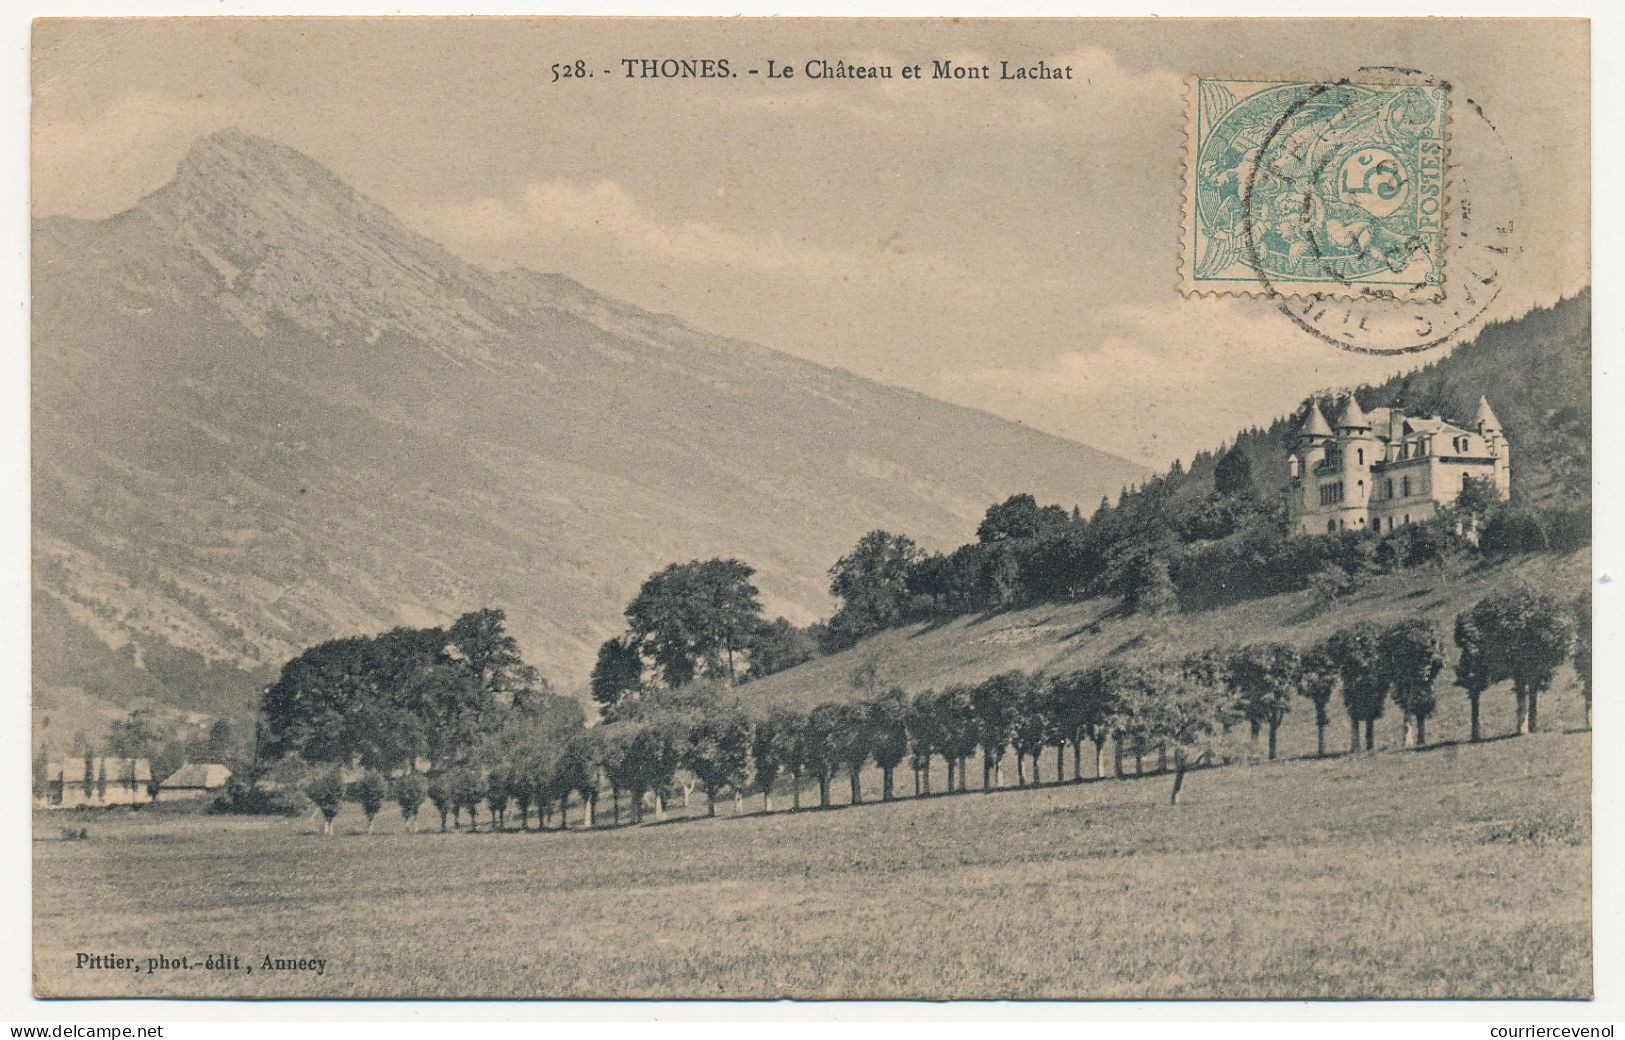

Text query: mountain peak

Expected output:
[181,126,294,167]
[161,126,362,212]
[116,128,507,352]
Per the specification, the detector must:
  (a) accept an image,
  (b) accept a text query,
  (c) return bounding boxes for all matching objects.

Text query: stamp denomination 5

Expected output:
[1183,77,1450,301]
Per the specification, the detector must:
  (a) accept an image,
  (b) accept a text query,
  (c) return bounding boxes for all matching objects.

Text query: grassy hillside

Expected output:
[742,548,1591,756]
[34,727,1589,998]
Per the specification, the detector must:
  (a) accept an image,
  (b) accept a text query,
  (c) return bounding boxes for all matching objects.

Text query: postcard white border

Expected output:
[1,0,1618,1030]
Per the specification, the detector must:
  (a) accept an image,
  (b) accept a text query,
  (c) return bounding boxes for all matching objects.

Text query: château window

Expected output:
[1462,473,1472,491]
[1327,519,1336,534]
[1357,449,1364,464]
[1402,476,1411,497]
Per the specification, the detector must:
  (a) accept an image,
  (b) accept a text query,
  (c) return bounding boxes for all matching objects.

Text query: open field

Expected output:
[35,726,1590,999]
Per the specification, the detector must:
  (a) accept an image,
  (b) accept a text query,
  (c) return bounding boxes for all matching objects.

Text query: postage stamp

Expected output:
[1182,77,1450,300]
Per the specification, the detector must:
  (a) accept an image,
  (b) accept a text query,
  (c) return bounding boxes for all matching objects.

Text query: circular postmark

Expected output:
[1221,68,1523,355]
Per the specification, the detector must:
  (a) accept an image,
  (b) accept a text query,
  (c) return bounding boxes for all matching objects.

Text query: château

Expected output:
[1286,395,1511,536]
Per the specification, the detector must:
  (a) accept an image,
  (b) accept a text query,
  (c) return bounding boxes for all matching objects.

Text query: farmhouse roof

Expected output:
[163,763,233,789]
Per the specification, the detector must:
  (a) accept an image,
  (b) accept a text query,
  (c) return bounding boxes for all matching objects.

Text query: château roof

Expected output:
[1299,402,1333,439]
[1474,395,1502,431]
[1334,397,1370,430]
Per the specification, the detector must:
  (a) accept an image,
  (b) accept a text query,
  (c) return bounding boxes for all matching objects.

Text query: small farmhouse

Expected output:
[159,763,233,800]
[40,757,154,808]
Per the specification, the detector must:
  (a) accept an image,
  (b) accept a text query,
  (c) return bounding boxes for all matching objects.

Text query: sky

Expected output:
[31,17,1590,467]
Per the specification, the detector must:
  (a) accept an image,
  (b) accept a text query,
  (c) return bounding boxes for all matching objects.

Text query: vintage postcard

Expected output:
[29,17,1591,1000]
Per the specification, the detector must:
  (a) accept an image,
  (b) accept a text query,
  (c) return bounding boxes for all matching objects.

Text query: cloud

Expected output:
[928,298,1413,466]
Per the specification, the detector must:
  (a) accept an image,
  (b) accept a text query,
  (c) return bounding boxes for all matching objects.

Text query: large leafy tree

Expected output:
[1227,643,1299,760]
[305,774,344,835]
[976,493,1070,544]
[1105,664,1157,777]
[832,703,873,805]
[682,703,751,816]
[749,708,792,812]
[451,768,487,831]
[1571,592,1592,729]
[357,772,389,834]
[768,709,808,810]
[1043,674,1088,782]
[262,635,388,767]
[1010,677,1050,785]
[1298,642,1341,756]
[1325,622,1388,751]
[1105,539,1179,616]
[1503,590,1575,734]
[867,688,911,801]
[598,725,640,825]
[629,714,683,821]
[802,703,845,808]
[1381,620,1446,747]
[1453,608,1496,743]
[1058,666,1119,780]
[261,611,538,774]
[446,608,541,708]
[407,660,495,768]
[426,772,454,831]
[906,689,944,795]
[905,553,952,615]
[971,671,1025,790]
[746,618,817,679]
[825,531,924,649]
[1136,667,1239,805]
[495,691,586,829]
[589,636,644,712]
[392,773,427,833]
[1213,444,1255,498]
[625,559,764,686]
[936,685,980,793]
[558,732,603,829]
[1454,586,1573,735]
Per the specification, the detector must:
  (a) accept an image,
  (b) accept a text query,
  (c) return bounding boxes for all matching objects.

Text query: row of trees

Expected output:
[289,584,1588,832]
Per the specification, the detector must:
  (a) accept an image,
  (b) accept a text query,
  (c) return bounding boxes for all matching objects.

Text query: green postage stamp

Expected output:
[1182,77,1450,300]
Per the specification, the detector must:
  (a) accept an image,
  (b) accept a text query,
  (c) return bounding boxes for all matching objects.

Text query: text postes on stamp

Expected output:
[1183,77,1450,301]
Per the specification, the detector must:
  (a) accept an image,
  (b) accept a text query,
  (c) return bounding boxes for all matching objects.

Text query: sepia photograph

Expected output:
[24,14,1594,1003]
